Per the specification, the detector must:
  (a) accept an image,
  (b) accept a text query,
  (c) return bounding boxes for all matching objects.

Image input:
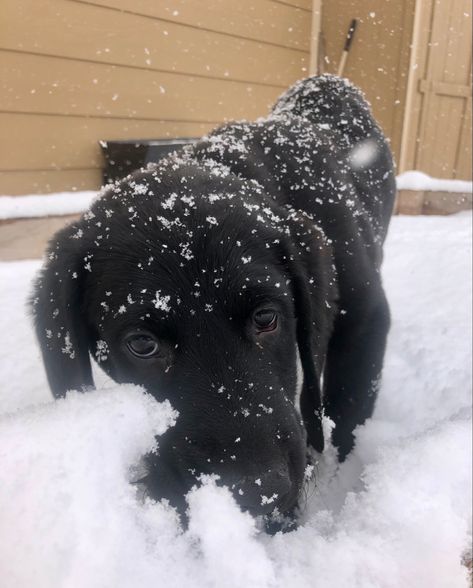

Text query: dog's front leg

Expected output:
[323,290,390,461]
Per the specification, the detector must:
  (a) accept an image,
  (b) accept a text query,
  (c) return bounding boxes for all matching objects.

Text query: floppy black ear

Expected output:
[282,211,337,453]
[30,223,94,398]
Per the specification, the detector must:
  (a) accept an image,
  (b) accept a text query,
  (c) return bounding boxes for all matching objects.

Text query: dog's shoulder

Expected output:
[187,77,395,251]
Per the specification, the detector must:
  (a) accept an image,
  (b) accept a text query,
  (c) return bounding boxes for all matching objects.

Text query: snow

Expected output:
[0,213,471,587]
[0,191,97,220]
[396,171,473,193]
[0,172,471,221]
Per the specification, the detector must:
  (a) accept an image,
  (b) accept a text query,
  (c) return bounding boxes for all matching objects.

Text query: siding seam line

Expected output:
[0,110,223,124]
[0,47,291,90]
[67,0,310,53]
[268,0,311,12]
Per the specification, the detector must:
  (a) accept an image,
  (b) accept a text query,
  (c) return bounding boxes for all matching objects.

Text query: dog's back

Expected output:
[272,75,396,239]
[189,75,396,259]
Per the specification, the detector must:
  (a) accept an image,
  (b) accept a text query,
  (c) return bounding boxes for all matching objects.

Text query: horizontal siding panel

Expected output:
[0,113,214,171]
[3,0,309,87]
[0,169,102,195]
[72,0,311,50]
[0,216,82,261]
[0,52,283,121]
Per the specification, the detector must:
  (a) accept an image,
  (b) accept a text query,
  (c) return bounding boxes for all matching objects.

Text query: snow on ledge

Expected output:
[397,171,473,193]
[0,191,98,221]
[0,172,472,221]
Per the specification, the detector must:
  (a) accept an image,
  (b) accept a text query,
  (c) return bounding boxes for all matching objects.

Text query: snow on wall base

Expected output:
[0,191,97,220]
[0,172,471,220]
[396,171,472,193]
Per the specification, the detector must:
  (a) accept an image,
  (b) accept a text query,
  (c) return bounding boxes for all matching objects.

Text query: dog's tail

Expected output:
[271,74,381,146]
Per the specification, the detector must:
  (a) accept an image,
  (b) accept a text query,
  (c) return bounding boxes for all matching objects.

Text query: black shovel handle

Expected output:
[343,19,358,52]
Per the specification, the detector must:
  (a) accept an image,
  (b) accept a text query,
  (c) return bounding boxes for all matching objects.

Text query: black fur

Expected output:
[31,76,395,519]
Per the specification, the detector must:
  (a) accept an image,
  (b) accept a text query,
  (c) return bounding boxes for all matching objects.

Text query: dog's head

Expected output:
[31,160,334,517]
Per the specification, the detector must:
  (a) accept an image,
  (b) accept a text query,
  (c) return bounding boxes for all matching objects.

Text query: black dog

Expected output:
[31,75,395,519]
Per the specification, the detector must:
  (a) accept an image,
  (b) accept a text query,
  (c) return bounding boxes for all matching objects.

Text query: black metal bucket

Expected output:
[99,138,198,184]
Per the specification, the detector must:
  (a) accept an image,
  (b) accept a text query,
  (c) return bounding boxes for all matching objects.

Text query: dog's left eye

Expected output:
[253,309,278,333]
[125,334,160,358]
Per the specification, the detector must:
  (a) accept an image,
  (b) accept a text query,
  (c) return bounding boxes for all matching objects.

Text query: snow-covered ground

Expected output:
[0,212,471,588]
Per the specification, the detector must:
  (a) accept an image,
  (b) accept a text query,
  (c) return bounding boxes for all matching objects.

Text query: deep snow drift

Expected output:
[0,212,471,587]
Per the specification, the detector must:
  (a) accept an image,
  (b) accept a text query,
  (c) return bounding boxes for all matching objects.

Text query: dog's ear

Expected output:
[281,211,336,453]
[30,223,94,398]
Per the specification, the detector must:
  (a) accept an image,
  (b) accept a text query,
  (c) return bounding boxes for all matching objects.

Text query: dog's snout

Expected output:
[233,465,293,515]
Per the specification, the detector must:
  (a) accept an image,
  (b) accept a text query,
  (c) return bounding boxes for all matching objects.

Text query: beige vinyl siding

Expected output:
[273,0,312,10]
[66,0,312,50]
[0,113,214,171]
[1,53,287,121]
[2,0,309,86]
[1,0,311,195]
[0,170,103,195]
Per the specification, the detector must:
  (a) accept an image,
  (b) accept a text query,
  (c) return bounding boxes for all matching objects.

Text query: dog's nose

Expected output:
[233,465,293,515]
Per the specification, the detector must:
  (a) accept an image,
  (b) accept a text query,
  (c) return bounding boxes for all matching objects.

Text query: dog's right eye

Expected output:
[253,308,278,333]
[125,334,160,358]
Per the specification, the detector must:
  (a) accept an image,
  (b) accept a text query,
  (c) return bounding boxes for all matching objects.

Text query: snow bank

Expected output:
[0,386,178,588]
[0,191,97,220]
[1,172,471,221]
[0,213,471,587]
[397,171,473,193]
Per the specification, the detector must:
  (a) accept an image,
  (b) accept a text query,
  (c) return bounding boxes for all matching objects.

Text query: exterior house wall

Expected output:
[1,0,471,197]
[0,0,312,195]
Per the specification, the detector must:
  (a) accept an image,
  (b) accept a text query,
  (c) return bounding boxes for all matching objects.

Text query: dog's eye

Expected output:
[253,309,278,332]
[125,334,160,358]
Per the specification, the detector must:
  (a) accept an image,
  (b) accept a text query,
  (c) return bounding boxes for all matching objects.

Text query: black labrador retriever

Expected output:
[31,75,395,520]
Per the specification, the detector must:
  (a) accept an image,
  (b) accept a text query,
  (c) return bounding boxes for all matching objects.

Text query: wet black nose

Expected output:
[233,465,293,515]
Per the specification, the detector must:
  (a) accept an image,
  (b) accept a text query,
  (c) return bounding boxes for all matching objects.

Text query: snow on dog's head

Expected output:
[30,160,337,519]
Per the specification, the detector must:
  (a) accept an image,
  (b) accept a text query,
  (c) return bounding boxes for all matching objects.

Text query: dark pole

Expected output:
[337,19,358,77]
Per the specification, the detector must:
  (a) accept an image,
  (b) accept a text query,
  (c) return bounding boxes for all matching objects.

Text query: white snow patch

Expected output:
[186,477,276,588]
[0,174,471,221]
[0,191,97,220]
[0,385,178,588]
[397,171,472,193]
